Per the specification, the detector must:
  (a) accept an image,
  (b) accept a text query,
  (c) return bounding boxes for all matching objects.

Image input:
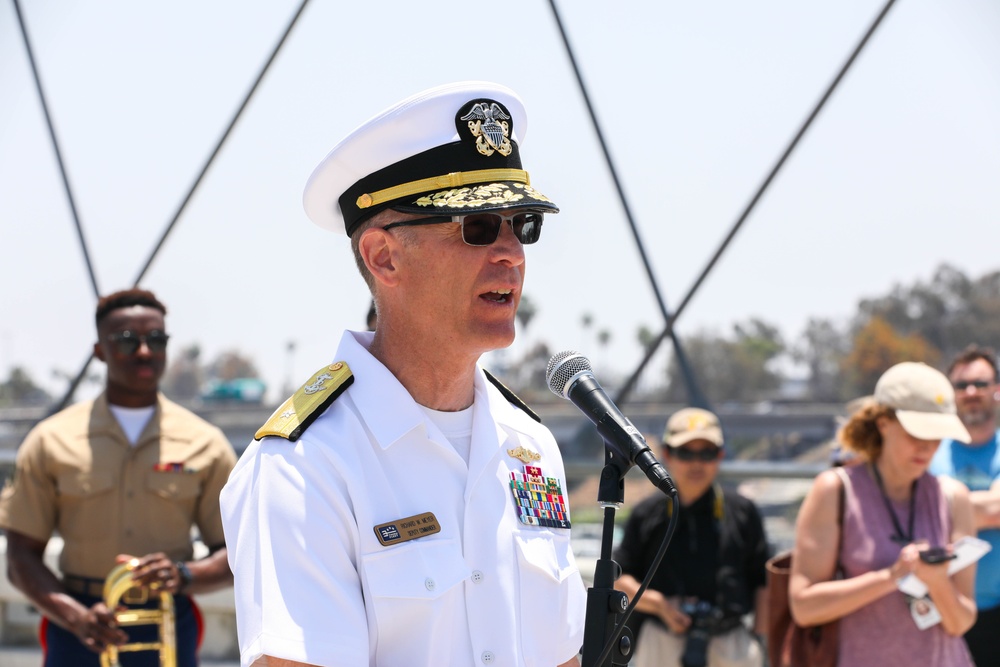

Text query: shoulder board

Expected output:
[255,362,354,442]
[483,369,541,423]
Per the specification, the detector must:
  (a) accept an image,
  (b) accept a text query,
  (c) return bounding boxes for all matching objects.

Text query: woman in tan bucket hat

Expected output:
[788,362,977,666]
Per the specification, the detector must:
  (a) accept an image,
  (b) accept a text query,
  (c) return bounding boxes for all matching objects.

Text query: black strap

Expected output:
[833,467,847,575]
[483,370,541,422]
[871,463,917,543]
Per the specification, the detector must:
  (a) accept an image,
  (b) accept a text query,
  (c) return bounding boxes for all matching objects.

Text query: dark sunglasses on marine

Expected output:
[382,209,544,246]
[107,330,170,355]
[672,446,721,462]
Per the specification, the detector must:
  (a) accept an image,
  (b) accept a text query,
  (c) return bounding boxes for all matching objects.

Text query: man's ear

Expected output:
[359,228,401,288]
[93,339,105,363]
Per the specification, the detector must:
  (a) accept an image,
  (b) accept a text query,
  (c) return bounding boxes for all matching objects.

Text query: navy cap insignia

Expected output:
[458,100,513,157]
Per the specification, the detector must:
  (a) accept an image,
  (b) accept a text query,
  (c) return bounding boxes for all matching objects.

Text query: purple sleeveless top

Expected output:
[837,465,973,667]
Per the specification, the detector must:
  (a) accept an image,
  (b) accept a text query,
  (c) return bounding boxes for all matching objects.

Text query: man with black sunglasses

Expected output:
[613,408,769,667]
[221,82,585,667]
[0,288,236,666]
[930,344,1000,665]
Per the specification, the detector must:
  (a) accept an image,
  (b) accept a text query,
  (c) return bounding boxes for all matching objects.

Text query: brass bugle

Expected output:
[100,558,177,667]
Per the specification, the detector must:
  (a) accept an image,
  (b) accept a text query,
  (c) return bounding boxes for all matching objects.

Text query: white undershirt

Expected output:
[109,404,155,446]
[419,404,474,464]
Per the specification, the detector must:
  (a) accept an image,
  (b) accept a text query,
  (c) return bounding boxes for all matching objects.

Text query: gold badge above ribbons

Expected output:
[507,446,541,464]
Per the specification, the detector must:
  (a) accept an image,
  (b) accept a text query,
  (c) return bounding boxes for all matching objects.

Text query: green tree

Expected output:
[793,318,850,401]
[516,294,538,335]
[857,264,1000,361]
[207,350,260,382]
[161,344,203,400]
[637,324,656,352]
[842,316,940,396]
[508,341,553,400]
[665,318,785,402]
[0,367,51,406]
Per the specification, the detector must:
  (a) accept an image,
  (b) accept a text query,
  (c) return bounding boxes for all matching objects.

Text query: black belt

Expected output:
[650,613,746,636]
[711,615,746,636]
[62,574,107,598]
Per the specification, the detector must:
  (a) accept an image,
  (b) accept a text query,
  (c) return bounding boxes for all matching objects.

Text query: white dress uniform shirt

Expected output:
[221,330,586,667]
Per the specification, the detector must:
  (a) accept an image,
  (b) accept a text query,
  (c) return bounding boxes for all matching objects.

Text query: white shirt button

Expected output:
[481,650,495,664]
[472,570,484,583]
[424,577,436,591]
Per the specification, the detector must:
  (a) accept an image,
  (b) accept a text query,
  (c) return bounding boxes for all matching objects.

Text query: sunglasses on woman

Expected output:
[106,330,170,355]
[381,210,544,246]
[671,446,722,462]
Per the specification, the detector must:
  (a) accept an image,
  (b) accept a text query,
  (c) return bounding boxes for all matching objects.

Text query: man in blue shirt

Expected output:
[930,345,1000,666]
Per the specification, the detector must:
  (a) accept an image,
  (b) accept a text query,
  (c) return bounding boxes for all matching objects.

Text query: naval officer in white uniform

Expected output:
[221,81,587,667]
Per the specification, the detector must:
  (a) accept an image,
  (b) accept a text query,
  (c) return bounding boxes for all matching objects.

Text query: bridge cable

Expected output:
[49,0,313,413]
[12,0,100,298]
[546,0,713,411]
[611,0,900,407]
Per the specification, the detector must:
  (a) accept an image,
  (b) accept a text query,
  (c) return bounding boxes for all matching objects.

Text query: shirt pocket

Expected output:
[361,538,470,653]
[145,471,201,500]
[56,470,116,539]
[514,530,583,666]
[144,471,201,537]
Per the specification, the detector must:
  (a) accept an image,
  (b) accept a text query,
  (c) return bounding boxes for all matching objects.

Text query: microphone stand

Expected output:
[580,446,634,667]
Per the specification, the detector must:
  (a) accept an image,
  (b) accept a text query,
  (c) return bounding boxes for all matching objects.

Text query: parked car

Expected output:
[200,377,266,404]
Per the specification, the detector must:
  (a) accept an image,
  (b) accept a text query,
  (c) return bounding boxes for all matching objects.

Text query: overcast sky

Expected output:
[1,0,999,402]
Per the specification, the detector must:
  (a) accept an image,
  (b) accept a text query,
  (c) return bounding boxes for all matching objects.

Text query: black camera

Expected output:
[680,601,723,667]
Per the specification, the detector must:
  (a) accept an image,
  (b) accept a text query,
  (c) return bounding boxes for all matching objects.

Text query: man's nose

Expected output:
[491,221,526,264]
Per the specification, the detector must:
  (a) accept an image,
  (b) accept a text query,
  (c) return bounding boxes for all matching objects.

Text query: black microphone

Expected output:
[546,351,675,494]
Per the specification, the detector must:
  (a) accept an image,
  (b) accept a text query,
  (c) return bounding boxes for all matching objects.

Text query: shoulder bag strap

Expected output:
[833,467,849,573]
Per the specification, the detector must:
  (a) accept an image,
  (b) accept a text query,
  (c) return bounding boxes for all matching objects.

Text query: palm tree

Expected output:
[516,294,538,335]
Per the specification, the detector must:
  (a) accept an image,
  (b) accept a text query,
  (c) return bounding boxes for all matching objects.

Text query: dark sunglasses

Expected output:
[107,330,170,355]
[381,210,544,246]
[953,380,993,391]
[671,446,722,462]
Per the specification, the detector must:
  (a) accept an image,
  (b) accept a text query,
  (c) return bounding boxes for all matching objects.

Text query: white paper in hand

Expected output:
[896,536,992,599]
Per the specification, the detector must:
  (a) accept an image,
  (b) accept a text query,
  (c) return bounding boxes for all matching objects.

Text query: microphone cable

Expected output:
[594,485,679,667]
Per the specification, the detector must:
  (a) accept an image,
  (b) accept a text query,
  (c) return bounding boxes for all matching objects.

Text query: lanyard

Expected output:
[871,463,918,544]
[665,482,724,521]
[664,483,725,598]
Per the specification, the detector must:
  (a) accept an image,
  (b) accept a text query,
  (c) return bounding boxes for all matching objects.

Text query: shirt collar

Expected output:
[90,392,164,444]
[335,330,536,450]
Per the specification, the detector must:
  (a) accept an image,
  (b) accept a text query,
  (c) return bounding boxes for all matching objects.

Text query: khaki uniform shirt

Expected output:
[0,393,237,579]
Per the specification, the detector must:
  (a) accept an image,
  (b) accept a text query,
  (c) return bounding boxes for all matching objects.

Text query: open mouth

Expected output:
[481,288,513,304]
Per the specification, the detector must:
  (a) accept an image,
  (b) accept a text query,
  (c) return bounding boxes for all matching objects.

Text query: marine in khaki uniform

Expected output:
[0,288,237,667]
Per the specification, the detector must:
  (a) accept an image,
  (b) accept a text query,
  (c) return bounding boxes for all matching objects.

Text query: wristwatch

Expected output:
[175,561,193,592]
